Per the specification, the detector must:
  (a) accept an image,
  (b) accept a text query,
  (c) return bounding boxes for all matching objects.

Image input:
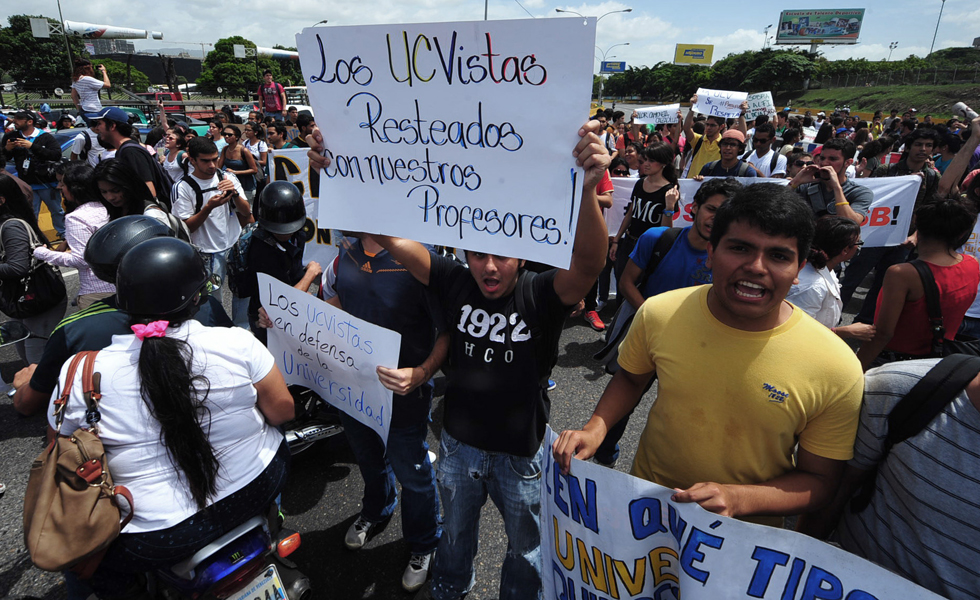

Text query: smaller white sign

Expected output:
[634,104,680,125]
[745,91,776,120]
[694,88,747,119]
[259,274,400,445]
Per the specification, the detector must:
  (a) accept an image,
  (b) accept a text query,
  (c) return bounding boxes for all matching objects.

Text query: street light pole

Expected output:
[762,24,773,50]
[597,42,629,106]
[928,0,946,56]
[887,41,898,61]
[555,7,632,24]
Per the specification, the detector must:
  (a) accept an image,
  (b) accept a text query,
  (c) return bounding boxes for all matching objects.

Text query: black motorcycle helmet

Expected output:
[84,215,176,284]
[257,181,307,235]
[116,238,209,316]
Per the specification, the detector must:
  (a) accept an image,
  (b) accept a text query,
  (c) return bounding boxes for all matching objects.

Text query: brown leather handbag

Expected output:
[23,350,135,576]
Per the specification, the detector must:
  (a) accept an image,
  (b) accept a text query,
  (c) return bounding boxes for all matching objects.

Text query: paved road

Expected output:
[0,276,656,599]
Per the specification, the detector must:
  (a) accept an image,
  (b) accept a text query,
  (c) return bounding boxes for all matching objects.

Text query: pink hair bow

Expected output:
[131,320,170,341]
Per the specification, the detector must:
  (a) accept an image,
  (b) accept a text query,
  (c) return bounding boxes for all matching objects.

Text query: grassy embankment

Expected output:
[780,84,980,119]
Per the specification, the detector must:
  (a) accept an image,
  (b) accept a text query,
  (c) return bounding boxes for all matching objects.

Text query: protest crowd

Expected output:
[4,51,980,600]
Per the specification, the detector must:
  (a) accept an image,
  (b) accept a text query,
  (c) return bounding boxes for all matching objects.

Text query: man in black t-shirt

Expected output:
[346,121,610,600]
[87,107,173,208]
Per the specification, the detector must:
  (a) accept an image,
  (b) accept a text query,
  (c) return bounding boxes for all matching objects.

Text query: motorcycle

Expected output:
[151,506,311,600]
[283,384,345,455]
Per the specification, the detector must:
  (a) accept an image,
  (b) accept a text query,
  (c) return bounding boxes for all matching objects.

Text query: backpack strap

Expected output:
[691,135,704,160]
[911,260,945,357]
[182,170,225,214]
[737,161,751,177]
[635,227,684,294]
[850,354,980,512]
[702,160,719,175]
[770,150,780,173]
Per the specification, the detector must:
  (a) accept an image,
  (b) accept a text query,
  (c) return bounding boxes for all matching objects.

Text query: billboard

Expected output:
[775,9,865,45]
[673,44,714,65]
[600,61,626,73]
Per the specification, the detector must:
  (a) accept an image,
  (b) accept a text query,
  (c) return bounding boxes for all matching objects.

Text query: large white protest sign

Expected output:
[745,91,776,120]
[694,88,748,119]
[295,19,596,269]
[675,177,918,247]
[258,274,399,444]
[542,428,943,600]
[268,148,343,268]
[634,104,680,125]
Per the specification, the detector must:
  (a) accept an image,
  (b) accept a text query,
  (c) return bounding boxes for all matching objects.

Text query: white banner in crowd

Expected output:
[633,104,680,125]
[295,18,597,269]
[259,274,399,445]
[745,91,776,120]
[542,428,943,600]
[671,177,919,248]
[693,88,748,119]
[268,148,343,268]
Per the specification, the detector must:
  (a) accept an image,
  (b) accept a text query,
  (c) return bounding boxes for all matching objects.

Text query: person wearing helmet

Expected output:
[11,216,230,417]
[239,180,321,342]
[53,237,294,600]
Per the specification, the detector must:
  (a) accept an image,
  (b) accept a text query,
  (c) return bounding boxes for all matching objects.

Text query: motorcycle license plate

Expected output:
[230,564,286,600]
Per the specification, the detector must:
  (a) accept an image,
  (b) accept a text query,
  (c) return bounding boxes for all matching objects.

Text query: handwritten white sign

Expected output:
[634,104,680,125]
[542,427,943,600]
[258,274,399,444]
[609,176,637,236]
[694,88,748,119]
[268,148,342,268]
[675,177,919,247]
[295,18,597,269]
[745,91,776,120]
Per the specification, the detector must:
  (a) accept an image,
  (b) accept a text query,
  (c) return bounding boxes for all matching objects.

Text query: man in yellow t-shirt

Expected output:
[681,93,749,178]
[554,183,863,526]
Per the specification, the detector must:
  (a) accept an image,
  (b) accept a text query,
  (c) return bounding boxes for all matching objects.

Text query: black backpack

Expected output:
[849,354,980,513]
[594,228,684,374]
[702,159,752,177]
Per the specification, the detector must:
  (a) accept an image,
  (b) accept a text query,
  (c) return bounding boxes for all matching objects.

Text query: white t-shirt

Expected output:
[71,130,104,167]
[72,76,104,112]
[746,148,788,177]
[49,321,282,533]
[243,138,268,159]
[786,263,842,328]
[163,150,185,183]
[173,170,245,253]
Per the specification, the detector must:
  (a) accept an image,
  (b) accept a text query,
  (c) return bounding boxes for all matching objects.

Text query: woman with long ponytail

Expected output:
[51,237,294,598]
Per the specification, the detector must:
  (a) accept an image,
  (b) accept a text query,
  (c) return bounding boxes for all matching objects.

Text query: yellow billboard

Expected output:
[674,44,714,65]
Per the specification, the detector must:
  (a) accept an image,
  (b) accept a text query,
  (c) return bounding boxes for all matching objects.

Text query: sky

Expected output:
[24,0,980,69]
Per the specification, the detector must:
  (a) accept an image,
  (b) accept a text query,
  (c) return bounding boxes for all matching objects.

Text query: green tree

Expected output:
[272,45,303,86]
[743,53,815,92]
[198,36,299,100]
[0,15,84,90]
[99,57,150,94]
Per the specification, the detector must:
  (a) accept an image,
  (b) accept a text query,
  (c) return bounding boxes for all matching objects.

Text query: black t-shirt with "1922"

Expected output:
[429,254,568,457]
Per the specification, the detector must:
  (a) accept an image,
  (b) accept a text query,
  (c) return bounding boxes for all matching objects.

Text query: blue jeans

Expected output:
[264,110,284,121]
[429,430,543,600]
[33,183,65,238]
[338,412,441,554]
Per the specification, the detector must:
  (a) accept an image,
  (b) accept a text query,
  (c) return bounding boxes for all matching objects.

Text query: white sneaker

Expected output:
[344,515,375,550]
[402,551,434,592]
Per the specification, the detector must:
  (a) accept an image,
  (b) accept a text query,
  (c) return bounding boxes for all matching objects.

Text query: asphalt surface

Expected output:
[0,274,659,600]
